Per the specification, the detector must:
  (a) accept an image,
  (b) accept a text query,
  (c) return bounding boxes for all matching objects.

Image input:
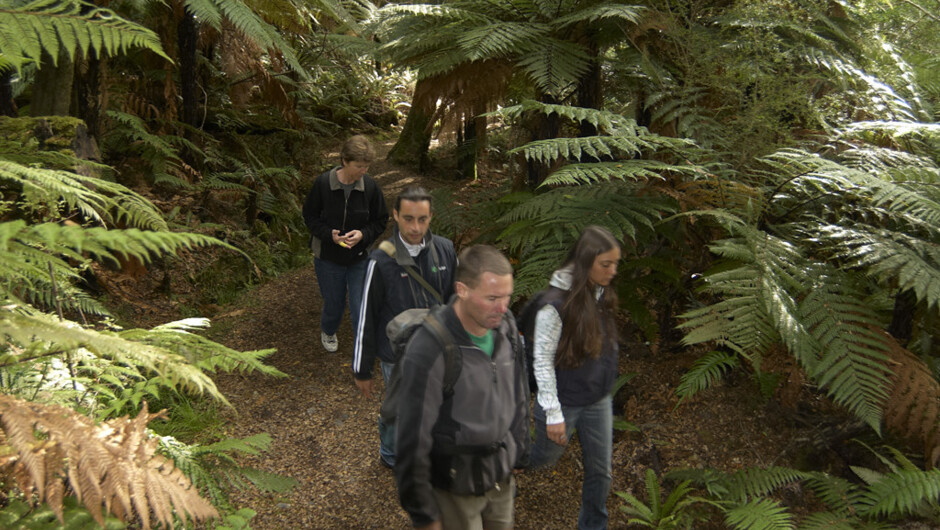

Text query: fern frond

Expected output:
[0,159,167,230]
[855,468,940,519]
[1,308,227,403]
[815,224,940,309]
[552,4,644,27]
[675,350,740,404]
[799,281,893,432]
[0,0,169,71]
[0,396,217,529]
[120,318,285,378]
[723,498,794,530]
[802,472,867,516]
[209,0,308,79]
[0,221,234,271]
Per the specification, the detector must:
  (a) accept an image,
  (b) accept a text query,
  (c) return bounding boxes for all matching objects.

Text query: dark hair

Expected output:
[555,225,621,369]
[395,185,433,212]
[341,135,375,164]
[456,245,512,288]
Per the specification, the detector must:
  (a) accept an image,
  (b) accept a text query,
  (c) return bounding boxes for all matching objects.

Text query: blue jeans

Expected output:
[314,258,367,336]
[530,395,613,530]
[378,361,396,465]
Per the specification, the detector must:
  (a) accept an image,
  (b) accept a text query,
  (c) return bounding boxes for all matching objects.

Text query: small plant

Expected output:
[616,468,706,529]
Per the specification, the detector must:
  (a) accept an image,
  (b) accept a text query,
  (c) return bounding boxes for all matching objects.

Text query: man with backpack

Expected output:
[352,185,457,469]
[395,245,529,530]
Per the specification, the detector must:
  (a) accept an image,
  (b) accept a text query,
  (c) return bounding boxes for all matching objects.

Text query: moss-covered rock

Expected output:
[0,116,102,177]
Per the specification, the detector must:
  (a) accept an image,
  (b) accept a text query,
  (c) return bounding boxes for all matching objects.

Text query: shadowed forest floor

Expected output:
[204,139,827,529]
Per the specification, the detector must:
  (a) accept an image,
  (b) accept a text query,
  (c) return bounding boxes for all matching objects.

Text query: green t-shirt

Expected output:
[467,329,494,358]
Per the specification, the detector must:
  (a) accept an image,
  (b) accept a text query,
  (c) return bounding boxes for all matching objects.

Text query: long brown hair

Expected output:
[554,226,621,369]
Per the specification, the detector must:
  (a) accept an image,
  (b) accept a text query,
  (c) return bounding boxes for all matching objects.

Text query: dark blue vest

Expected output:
[541,287,619,407]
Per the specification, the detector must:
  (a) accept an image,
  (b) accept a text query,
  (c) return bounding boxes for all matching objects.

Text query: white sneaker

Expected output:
[321,332,338,352]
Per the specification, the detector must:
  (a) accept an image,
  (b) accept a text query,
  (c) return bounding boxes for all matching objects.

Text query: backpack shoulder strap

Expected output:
[423,312,462,398]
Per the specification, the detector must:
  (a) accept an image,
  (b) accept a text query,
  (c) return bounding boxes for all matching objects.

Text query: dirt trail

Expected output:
[210,138,807,529]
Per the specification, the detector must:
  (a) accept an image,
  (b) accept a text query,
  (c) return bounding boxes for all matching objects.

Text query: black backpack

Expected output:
[379,307,461,425]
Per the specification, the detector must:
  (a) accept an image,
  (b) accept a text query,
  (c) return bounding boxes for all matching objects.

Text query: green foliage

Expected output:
[372,0,644,102]
[0,497,126,529]
[0,157,167,229]
[723,498,793,530]
[0,158,285,526]
[0,0,169,72]
[616,468,706,529]
[675,350,739,405]
[678,122,940,433]
[667,447,940,527]
[488,101,694,299]
[103,111,198,190]
[159,433,297,514]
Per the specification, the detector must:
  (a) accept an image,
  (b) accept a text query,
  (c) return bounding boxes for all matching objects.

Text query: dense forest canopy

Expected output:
[2,0,940,527]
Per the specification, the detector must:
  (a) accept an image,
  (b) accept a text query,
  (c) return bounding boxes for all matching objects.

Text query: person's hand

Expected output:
[354,378,374,398]
[415,521,442,530]
[343,230,363,247]
[331,229,345,246]
[547,422,567,446]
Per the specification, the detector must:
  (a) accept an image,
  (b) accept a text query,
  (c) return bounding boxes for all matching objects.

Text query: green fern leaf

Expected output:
[856,469,940,519]
[676,350,740,403]
[723,498,794,529]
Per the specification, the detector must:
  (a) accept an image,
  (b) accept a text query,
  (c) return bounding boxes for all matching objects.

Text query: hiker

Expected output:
[352,184,457,469]
[395,245,529,530]
[302,135,389,353]
[527,225,622,530]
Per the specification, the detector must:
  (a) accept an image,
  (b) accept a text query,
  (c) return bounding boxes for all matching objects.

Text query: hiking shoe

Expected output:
[380,457,394,469]
[321,332,338,353]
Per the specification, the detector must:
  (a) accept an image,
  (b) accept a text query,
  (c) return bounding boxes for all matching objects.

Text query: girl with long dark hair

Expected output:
[528,225,622,530]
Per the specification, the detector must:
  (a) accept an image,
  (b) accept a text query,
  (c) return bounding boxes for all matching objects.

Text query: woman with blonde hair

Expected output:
[528,225,622,530]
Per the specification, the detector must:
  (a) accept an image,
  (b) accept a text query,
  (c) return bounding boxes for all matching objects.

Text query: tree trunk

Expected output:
[74,55,102,138]
[31,49,74,116]
[178,8,200,127]
[387,77,437,171]
[524,94,559,189]
[888,289,917,346]
[456,111,476,179]
[0,70,16,117]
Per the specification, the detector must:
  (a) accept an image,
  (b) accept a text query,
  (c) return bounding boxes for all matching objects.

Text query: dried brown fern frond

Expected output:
[0,395,218,528]
[879,329,940,468]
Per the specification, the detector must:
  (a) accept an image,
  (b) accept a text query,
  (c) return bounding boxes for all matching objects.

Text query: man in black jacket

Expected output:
[353,185,457,469]
[395,245,529,530]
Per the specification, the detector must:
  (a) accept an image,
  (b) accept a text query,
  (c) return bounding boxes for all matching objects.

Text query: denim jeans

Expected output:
[314,257,367,336]
[530,395,613,530]
[378,360,396,466]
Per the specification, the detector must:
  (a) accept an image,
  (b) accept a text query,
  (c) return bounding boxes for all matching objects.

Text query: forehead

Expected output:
[396,199,431,216]
[595,248,621,262]
[468,272,513,295]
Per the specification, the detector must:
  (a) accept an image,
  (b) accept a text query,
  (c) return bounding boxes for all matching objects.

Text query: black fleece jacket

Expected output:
[302,167,388,266]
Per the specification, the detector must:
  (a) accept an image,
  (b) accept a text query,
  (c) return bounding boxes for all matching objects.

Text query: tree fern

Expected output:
[0,0,170,71]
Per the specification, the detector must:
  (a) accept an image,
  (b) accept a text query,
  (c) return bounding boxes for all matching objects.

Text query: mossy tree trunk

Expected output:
[31,49,74,116]
[387,77,437,171]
